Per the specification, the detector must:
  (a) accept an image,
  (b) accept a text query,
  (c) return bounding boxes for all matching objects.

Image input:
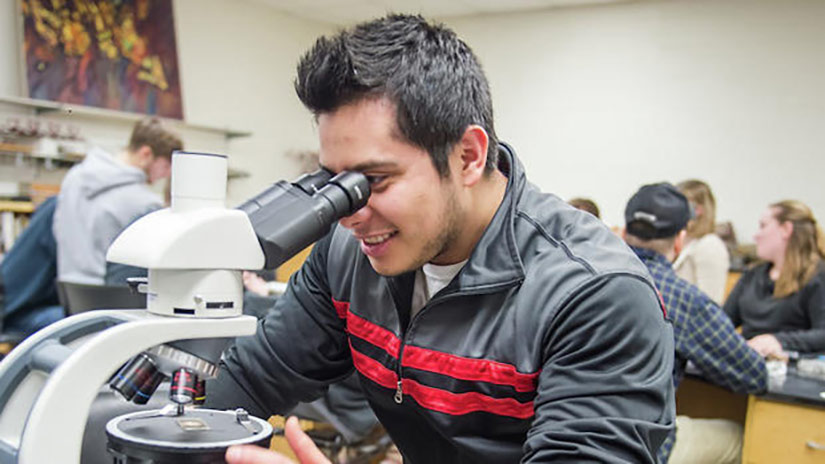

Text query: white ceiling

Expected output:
[246,0,630,26]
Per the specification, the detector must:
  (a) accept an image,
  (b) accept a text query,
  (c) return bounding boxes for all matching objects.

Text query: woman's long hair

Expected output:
[772,200,825,297]
[677,179,716,239]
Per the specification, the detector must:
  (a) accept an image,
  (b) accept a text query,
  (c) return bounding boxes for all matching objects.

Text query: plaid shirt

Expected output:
[630,247,767,462]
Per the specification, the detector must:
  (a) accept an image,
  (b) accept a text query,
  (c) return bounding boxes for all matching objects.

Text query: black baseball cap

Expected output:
[625,183,693,239]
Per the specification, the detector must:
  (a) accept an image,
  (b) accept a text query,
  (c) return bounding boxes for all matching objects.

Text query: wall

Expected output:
[0,0,330,206]
[448,0,825,240]
[2,0,823,241]
[172,0,331,202]
[0,0,21,98]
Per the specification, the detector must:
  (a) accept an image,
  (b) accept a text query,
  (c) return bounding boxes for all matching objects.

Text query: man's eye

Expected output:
[366,175,387,186]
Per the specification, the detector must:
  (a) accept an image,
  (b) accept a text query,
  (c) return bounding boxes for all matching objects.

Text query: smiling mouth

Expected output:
[361,231,397,245]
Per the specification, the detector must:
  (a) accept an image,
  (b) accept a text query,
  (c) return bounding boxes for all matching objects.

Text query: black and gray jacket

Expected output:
[209,145,675,463]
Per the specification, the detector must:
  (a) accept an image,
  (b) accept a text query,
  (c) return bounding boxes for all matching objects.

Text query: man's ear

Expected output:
[134,145,155,169]
[455,125,489,187]
[674,229,687,257]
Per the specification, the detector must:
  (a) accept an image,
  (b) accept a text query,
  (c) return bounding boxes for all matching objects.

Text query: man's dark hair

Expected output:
[568,197,600,219]
[295,14,498,177]
[128,117,183,160]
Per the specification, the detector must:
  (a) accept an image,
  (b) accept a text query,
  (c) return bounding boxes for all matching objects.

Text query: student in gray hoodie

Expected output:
[53,118,183,285]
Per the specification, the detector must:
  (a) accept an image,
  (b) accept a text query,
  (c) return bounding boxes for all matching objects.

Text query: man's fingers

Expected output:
[226,444,295,464]
[225,418,331,464]
[284,416,331,464]
[746,338,765,354]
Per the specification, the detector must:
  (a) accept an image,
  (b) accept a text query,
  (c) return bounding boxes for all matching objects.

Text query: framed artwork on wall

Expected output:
[20,0,184,119]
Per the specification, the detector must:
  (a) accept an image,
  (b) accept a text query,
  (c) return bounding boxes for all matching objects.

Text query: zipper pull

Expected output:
[394,380,403,404]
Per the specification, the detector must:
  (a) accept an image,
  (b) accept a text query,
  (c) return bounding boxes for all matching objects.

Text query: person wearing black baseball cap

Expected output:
[625,182,693,242]
[623,183,767,464]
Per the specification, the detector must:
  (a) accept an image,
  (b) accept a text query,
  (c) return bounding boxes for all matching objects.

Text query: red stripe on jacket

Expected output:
[350,344,535,419]
[655,290,668,318]
[402,345,539,393]
[347,311,401,358]
[350,342,398,390]
[337,298,538,419]
[332,298,349,319]
[402,378,535,419]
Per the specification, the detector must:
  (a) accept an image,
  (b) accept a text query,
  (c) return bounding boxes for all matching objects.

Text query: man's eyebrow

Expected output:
[320,160,398,173]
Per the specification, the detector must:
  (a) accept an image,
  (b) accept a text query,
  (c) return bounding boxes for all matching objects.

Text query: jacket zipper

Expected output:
[392,281,525,405]
[393,292,459,405]
[394,371,404,403]
[387,276,410,405]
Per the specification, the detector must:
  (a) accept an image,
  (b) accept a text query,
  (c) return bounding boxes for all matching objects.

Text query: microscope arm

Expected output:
[4,311,256,464]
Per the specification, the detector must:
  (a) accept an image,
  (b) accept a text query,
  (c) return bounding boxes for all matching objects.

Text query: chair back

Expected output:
[58,281,146,315]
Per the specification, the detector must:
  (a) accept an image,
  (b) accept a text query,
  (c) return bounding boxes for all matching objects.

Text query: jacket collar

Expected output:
[448,142,526,294]
[630,246,673,271]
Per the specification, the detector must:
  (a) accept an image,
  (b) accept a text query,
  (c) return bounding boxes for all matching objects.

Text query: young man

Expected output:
[209,15,675,463]
[622,183,767,464]
[53,117,182,285]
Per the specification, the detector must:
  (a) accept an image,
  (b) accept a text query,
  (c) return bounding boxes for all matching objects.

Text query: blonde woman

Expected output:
[673,180,730,304]
[723,200,825,357]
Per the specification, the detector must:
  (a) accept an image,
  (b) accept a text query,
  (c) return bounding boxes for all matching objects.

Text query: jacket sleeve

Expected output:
[681,298,767,394]
[522,274,675,463]
[204,232,353,418]
[774,273,825,352]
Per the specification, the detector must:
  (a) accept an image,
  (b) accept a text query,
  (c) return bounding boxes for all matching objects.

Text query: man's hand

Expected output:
[747,333,785,359]
[226,416,331,464]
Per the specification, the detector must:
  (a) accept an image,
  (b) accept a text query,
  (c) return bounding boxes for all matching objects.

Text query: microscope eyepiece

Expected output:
[322,171,370,213]
[241,169,371,269]
[293,168,333,195]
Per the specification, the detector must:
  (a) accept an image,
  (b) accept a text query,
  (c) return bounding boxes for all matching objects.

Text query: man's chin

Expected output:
[367,256,413,277]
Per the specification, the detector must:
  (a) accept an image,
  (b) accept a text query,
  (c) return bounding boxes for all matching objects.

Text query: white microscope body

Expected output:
[0,150,369,464]
[0,152,263,464]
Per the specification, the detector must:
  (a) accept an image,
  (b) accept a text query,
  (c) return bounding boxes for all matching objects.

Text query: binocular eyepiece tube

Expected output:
[238,169,371,270]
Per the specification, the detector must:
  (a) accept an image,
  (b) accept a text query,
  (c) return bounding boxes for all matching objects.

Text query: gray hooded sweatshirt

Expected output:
[53,147,162,285]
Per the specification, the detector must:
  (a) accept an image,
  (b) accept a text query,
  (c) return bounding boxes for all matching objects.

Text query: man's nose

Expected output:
[339,204,371,229]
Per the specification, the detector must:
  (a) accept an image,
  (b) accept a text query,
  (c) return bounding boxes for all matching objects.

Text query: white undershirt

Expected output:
[410,260,467,319]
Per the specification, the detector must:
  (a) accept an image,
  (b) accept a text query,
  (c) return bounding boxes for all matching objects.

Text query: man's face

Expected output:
[319,98,464,276]
[146,155,171,183]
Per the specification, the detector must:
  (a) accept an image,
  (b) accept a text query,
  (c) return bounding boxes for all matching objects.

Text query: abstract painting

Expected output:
[21,0,184,119]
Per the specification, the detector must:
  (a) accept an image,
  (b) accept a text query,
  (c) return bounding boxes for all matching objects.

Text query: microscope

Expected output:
[0,152,370,463]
